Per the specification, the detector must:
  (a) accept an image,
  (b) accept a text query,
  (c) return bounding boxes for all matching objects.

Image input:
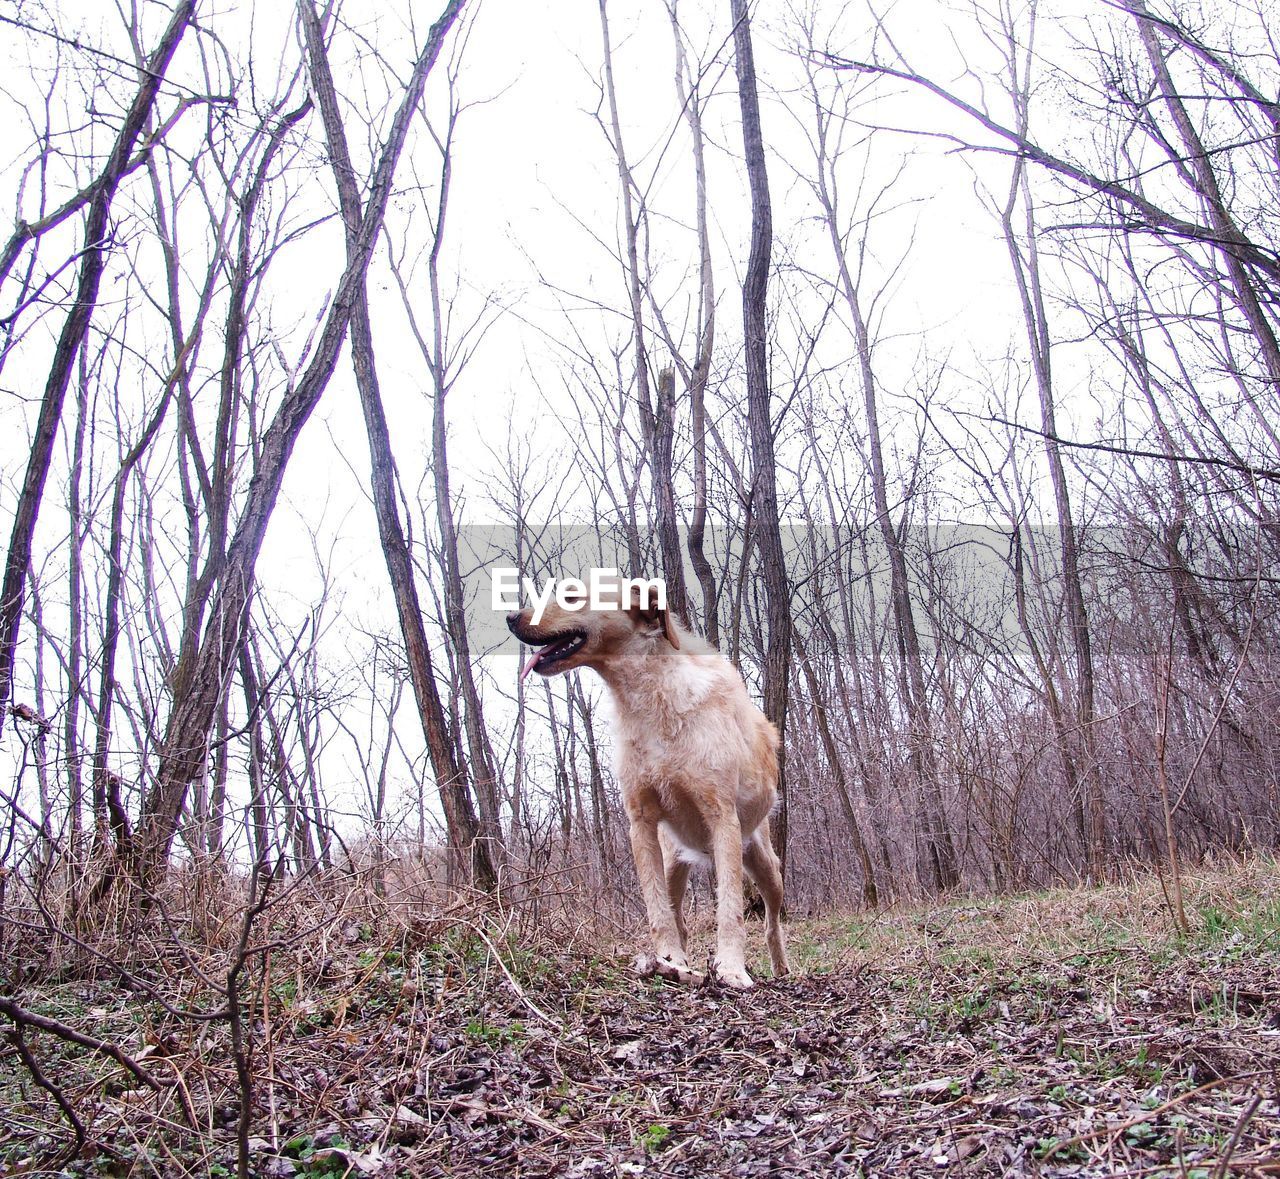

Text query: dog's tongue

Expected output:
[519,646,546,683]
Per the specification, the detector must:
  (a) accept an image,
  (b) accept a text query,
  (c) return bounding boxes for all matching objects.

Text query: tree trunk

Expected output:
[668,3,720,645]
[417,94,506,878]
[808,74,959,892]
[64,350,89,858]
[997,46,1104,875]
[599,0,691,623]
[1133,8,1280,386]
[729,0,792,873]
[301,0,494,888]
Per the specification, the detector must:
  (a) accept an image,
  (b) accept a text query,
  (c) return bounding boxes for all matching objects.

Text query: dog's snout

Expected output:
[506,610,523,632]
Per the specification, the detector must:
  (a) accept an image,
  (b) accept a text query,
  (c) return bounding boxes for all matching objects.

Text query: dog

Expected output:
[507,578,789,989]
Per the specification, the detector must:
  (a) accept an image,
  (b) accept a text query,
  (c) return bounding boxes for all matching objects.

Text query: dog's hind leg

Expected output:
[665,857,691,952]
[744,831,790,978]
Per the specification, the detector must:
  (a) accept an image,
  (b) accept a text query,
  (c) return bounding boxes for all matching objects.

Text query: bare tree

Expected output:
[666,2,721,645]
[383,53,510,878]
[729,0,794,868]
[598,0,691,624]
[799,38,959,890]
[300,0,495,889]
[991,1,1104,874]
[0,2,196,736]
[132,0,468,884]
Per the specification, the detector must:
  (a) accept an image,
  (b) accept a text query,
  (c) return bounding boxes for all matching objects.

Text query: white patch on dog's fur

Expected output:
[660,822,713,868]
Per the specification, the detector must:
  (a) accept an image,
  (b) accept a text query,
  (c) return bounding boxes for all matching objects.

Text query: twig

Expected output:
[1213,1093,1263,1179]
[450,917,565,1032]
[0,995,163,1091]
[6,1023,86,1157]
[1040,1071,1269,1160]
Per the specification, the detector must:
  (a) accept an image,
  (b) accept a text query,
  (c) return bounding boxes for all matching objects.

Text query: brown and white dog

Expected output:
[507,580,788,989]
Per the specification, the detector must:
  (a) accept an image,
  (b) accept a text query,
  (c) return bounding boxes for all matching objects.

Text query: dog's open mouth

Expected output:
[519,630,587,681]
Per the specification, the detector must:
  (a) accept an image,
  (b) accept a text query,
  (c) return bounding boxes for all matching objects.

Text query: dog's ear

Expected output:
[627,585,681,650]
[656,606,680,650]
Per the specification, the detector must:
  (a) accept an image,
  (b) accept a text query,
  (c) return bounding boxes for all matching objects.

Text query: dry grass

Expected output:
[2,856,1278,1176]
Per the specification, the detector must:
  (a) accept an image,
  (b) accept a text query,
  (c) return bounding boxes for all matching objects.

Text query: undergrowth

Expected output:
[1,856,1278,1176]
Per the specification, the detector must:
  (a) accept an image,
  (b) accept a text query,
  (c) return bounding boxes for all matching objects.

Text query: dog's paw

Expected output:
[636,953,702,985]
[712,960,755,990]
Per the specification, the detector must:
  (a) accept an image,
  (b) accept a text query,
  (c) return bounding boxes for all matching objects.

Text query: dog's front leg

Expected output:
[627,817,700,984]
[708,800,753,989]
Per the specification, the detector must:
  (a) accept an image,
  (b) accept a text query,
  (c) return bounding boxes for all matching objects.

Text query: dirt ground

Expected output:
[3,860,1279,1177]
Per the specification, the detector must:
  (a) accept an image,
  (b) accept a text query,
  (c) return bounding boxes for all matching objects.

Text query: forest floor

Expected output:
[3,858,1279,1177]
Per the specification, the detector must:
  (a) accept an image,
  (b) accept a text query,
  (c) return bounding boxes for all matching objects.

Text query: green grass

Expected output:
[464,1015,525,1046]
[638,1122,672,1152]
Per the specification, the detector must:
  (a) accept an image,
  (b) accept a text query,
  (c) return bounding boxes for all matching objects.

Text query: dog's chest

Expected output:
[611,705,744,787]
[605,653,749,785]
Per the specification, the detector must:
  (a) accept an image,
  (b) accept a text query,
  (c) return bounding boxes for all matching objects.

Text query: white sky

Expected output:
[0,0,1136,846]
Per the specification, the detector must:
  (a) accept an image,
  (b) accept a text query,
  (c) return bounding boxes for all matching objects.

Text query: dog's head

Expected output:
[506,580,680,681]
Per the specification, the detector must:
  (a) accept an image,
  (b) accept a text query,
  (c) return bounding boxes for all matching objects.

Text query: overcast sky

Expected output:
[0,0,1113,839]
